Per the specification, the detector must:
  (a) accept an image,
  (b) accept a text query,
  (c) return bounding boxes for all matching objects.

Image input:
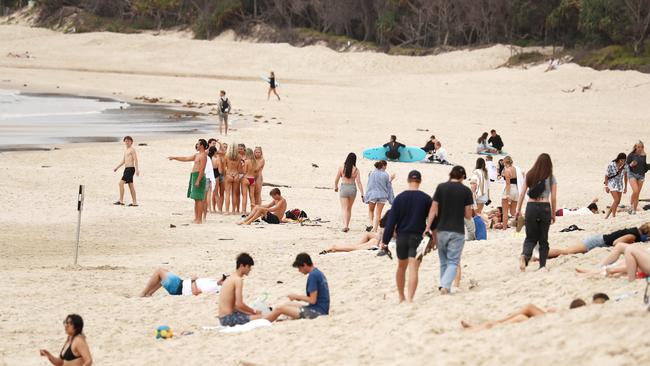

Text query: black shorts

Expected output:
[122,167,135,184]
[396,233,422,260]
[262,212,280,224]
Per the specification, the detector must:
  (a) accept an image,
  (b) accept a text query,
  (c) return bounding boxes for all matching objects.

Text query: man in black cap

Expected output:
[381,170,432,302]
[426,165,474,295]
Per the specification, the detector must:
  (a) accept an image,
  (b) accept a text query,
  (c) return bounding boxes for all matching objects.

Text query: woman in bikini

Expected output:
[267,71,280,101]
[627,141,647,214]
[320,211,390,254]
[241,148,257,215]
[224,144,240,215]
[501,156,518,229]
[253,146,265,206]
[605,153,628,219]
[233,144,246,213]
[334,152,365,232]
[213,143,226,213]
[40,314,92,366]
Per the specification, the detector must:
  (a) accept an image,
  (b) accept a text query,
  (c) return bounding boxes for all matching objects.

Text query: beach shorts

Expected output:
[629,171,645,181]
[396,233,422,260]
[219,113,228,123]
[502,185,518,201]
[583,234,606,251]
[121,167,135,184]
[161,272,183,295]
[339,183,357,198]
[219,311,250,327]
[299,307,324,320]
[187,171,206,200]
[262,212,280,224]
[368,199,388,204]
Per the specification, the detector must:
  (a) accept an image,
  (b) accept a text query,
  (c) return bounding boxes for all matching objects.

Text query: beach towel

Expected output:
[220,319,272,334]
[187,171,206,200]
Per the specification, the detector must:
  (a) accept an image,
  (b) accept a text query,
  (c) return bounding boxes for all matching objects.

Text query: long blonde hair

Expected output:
[228,143,238,161]
[245,148,257,170]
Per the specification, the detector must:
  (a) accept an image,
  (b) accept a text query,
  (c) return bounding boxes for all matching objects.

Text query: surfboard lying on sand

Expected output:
[260,76,280,87]
[478,151,508,156]
[363,146,426,163]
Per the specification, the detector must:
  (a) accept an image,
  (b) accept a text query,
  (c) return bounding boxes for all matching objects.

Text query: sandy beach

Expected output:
[1,24,650,365]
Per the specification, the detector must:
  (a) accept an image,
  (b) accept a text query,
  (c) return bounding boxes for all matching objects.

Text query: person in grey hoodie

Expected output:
[365,160,395,232]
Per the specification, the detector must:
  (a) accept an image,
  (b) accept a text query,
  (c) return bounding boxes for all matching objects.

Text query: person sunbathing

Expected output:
[320,211,389,254]
[461,296,606,331]
[548,223,650,258]
[555,198,599,216]
[624,244,650,281]
[140,268,225,297]
[238,188,287,225]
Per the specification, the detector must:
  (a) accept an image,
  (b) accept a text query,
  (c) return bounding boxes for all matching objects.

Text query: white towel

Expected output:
[219,319,272,334]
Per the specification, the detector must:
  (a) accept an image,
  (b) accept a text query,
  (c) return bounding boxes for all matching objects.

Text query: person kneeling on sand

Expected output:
[266,253,330,322]
[548,223,650,259]
[139,268,226,297]
[218,253,264,327]
[460,295,608,330]
[238,188,287,225]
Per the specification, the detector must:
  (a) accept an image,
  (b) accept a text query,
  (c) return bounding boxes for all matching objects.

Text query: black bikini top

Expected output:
[60,335,80,361]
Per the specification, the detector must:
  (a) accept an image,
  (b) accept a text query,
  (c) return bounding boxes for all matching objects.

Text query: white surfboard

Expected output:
[260,75,280,88]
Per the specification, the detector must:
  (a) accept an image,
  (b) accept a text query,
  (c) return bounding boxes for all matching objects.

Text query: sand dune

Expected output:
[1,24,650,365]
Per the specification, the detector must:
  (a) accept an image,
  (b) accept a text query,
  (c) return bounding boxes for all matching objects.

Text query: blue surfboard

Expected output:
[363,146,427,163]
[478,151,508,156]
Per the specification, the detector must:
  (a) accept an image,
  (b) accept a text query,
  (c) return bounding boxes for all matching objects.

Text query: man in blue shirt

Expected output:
[266,253,330,322]
[381,170,432,303]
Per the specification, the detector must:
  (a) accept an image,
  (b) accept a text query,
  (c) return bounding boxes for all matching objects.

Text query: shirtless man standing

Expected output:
[218,253,263,327]
[113,136,139,206]
[168,139,208,224]
[238,188,287,225]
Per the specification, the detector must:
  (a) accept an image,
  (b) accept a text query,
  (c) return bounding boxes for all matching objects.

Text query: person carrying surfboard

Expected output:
[267,71,281,101]
[383,135,405,160]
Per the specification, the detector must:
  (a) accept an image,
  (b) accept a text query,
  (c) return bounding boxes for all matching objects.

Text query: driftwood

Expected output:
[263,182,291,188]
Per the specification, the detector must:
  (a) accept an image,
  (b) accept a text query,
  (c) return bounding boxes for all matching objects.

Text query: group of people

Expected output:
[476,130,505,154]
[604,141,648,218]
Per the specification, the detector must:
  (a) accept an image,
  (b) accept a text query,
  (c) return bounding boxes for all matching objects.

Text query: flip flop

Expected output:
[113,201,124,205]
[128,204,139,207]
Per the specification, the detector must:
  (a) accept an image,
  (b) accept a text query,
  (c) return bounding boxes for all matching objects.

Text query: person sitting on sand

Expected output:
[548,223,650,259]
[168,139,208,224]
[422,135,437,154]
[433,141,449,164]
[476,132,497,154]
[556,198,599,217]
[461,298,593,331]
[545,58,560,72]
[40,314,92,366]
[218,253,263,327]
[486,207,505,229]
[238,188,287,225]
[575,244,650,278]
[383,135,405,160]
[320,211,390,254]
[488,129,504,153]
[139,268,226,297]
[265,253,330,322]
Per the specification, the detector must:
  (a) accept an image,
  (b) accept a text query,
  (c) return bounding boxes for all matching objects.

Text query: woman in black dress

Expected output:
[267,71,281,101]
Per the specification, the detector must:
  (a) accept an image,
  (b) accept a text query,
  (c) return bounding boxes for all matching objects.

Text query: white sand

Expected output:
[1,25,650,365]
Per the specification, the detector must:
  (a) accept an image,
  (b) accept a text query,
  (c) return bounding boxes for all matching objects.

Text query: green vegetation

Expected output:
[504,51,548,68]
[577,43,650,72]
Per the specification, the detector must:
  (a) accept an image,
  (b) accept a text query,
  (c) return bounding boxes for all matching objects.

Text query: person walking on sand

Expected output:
[218,90,231,136]
[238,188,287,225]
[381,170,432,302]
[426,166,474,295]
[626,141,647,214]
[113,136,139,206]
[168,139,208,224]
[40,314,92,366]
[334,153,365,232]
[218,253,263,327]
[267,71,281,101]
[365,160,395,232]
[605,153,628,219]
[470,158,489,214]
[516,153,557,271]
[501,156,518,229]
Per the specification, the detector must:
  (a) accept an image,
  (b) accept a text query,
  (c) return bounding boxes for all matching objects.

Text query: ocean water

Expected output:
[0,90,215,151]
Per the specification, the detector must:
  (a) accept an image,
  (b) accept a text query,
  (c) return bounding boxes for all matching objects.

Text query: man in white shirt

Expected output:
[434,141,449,164]
[140,268,225,297]
[485,155,498,182]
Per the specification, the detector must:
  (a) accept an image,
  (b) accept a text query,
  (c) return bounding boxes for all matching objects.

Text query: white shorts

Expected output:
[502,185,518,201]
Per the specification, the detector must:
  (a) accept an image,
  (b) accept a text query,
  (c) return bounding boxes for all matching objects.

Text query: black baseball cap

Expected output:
[408,170,422,181]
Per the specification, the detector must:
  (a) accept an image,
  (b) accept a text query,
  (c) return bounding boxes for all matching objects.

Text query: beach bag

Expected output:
[285,209,307,220]
[527,178,547,199]
[220,98,230,113]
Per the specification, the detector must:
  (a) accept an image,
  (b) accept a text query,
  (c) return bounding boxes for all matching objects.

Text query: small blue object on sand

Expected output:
[478,151,508,156]
[363,146,427,163]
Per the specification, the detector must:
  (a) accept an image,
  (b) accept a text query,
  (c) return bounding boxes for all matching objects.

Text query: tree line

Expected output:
[12,1,650,54]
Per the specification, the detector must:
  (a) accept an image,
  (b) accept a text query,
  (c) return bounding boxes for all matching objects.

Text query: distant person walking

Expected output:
[501,156,518,229]
[605,153,628,219]
[516,153,557,271]
[365,160,395,232]
[113,136,139,206]
[383,135,405,161]
[470,158,489,214]
[334,153,364,232]
[218,90,231,136]
[382,170,432,302]
[426,166,474,295]
[627,141,647,214]
[267,71,281,101]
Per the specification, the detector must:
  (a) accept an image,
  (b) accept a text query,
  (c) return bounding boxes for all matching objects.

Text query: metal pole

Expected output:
[74,185,84,265]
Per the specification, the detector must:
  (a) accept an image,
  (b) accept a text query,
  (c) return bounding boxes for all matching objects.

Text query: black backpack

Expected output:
[285,209,308,220]
[528,178,547,199]
[220,98,230,113]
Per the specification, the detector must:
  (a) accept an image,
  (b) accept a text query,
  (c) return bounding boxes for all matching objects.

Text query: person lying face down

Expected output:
[548,223,650,259]
[140,268,226,297]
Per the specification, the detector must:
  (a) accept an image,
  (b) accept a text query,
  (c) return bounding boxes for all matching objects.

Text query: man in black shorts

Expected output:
[238,188,287,225]
[113,136,140,206]
[381,170,432,302]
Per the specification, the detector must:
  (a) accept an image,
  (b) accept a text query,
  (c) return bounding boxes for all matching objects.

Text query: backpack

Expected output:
[285,209,308,220]
[220,98,230,113]
[528,178,547,199]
